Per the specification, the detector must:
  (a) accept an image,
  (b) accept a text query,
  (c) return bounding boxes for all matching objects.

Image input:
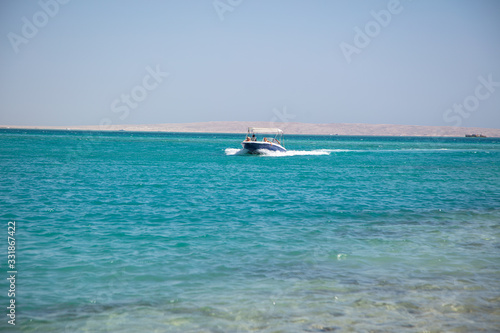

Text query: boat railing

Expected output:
[245,128,284,147]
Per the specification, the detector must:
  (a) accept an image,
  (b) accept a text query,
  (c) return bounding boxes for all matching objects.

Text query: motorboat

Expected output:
[241,127,286,154]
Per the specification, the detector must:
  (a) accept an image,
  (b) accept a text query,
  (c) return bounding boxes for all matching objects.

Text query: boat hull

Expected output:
[242,141,286,154]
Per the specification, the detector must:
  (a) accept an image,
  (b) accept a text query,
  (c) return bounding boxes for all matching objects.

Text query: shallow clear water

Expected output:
[1,129,499,332]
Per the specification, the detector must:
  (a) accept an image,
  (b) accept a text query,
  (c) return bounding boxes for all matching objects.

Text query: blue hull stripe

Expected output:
[242,142,286,153]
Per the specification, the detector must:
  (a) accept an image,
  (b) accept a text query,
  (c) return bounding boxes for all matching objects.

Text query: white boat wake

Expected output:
[225,147,475,157]
[225,148,345,156]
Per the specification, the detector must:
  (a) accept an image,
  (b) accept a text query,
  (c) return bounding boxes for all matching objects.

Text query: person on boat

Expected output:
[244,136,251,141]
[263,137,269,143]
[251,134,256,141]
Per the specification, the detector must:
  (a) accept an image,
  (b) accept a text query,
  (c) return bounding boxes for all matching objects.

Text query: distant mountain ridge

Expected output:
[2,121,500,137]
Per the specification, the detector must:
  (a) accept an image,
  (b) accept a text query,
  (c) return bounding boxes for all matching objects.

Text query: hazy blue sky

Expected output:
[1,0,499,128]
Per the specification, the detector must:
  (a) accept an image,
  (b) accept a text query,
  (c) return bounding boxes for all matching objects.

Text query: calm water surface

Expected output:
[0,129,499,332]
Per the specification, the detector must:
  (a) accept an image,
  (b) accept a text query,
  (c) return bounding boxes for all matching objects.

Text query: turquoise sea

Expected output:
[1,129,499,332]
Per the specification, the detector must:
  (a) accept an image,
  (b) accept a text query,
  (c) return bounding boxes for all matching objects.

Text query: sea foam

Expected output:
[224,148,344,156]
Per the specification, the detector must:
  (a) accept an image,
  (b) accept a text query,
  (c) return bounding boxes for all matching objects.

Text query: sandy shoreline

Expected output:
[1,121,499,137]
